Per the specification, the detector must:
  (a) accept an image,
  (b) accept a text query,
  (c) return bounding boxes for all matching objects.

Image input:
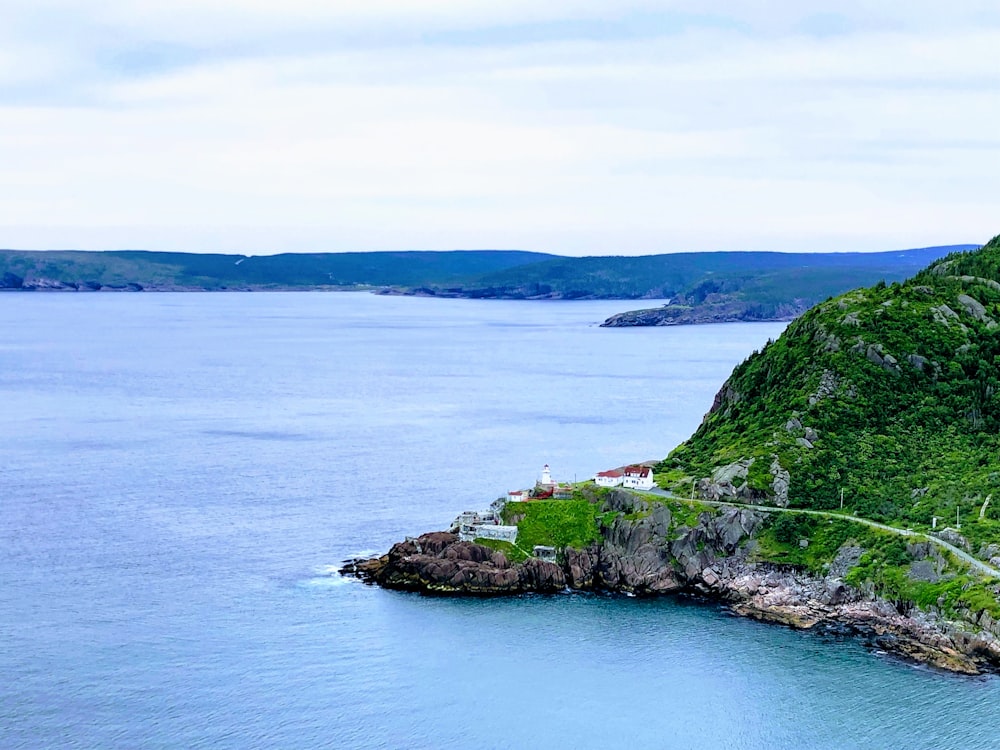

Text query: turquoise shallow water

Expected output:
[1,293,997,749]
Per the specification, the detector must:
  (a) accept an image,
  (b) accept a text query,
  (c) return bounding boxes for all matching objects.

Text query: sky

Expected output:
[2,2,998,256]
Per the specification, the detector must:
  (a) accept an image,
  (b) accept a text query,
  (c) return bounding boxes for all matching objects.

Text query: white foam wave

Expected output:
[301,573,355,588]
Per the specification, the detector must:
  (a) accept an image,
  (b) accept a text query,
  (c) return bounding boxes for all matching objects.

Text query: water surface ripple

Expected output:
[1,293,996,749]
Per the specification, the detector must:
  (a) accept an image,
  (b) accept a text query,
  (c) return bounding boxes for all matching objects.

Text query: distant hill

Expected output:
[0,249,556,291]
[0,246,979,327]
[372,246,979,320]
[469,246,972,298]
[587,246,979,326]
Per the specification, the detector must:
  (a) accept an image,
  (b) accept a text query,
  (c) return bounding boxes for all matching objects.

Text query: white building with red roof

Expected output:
[594,469,624,488]
[622,465,655,490]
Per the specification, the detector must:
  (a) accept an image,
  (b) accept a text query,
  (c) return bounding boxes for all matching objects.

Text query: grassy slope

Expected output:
[501,499,602,552]
[667,235,1000,521]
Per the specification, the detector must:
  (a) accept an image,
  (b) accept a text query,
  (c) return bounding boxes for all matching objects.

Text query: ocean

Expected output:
[1,292,997,749]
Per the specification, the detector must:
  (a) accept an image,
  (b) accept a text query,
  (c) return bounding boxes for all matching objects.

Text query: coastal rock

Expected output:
[565,546,600,589]
[345,492,1000,674]
[599,515,681,593]
[600,302,806,328]
[598,544,681,594]
[828,546,864,577]
[357,532,565,595]
[602,488,648,514]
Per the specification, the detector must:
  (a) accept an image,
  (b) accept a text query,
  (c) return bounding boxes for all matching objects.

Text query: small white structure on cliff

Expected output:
[534,546,557,563]
[539,463,554,487]
[622,465,655,490]
[454,509,518,543]
[596,465,655,490]
[468,524,519,543]
[595,469,624,488]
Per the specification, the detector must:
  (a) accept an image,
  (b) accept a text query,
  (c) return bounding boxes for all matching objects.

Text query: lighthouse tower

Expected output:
[540,464,553,486]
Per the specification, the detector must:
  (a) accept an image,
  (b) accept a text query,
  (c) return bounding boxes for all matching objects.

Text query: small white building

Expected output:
[595,469,624,488]
[507,490,528,503]
[622,465,655,490]
[539,463,554,487]
[463,524,519,544]
[534,546,557,563]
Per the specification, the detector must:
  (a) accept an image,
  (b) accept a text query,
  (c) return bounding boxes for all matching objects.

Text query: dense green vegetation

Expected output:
[665,235,1000,522]
[659,234,1000,613]
[757,515,890,572]
[501,499,602,552]
[754,513,1000,620]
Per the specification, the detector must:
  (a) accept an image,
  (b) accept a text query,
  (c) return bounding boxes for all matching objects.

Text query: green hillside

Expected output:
[659,235,1000,615]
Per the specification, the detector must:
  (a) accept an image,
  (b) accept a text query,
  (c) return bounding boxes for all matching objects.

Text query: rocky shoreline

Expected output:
[342,490,1000,675]
[600,301,806,327]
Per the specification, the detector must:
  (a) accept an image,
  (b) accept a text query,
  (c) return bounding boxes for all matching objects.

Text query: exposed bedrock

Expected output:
[345,532,565,595]
[342,493,1000,674]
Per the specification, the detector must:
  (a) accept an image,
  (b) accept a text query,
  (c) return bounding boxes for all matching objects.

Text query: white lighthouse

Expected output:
[540,464,553,486]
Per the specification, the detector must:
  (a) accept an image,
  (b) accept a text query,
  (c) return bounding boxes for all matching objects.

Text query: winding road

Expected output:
[645,488,1000,578]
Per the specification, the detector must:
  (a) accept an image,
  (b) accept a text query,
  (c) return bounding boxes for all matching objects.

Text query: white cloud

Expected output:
[1,3,998,253]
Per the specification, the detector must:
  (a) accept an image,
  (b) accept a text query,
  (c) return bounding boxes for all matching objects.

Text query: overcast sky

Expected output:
[2,2,998,255]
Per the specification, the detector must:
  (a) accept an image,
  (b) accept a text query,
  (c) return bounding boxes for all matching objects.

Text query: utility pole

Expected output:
[840,488,844,510]
[691,477,696,501]
[957,505,961,530]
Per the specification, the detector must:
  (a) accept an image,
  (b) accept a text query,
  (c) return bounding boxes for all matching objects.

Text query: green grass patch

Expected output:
[666,499,714,530]
[597,510,620,528]
[654,468,691,492]
[502,499,602,551]
[745,457,773,492]
[845,565,1000,621]
[755,516,885,574]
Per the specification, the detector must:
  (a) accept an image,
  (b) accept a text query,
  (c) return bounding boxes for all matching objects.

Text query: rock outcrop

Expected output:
[342,491,1000,675]
[601,301,808,327]
[344,532,565,595]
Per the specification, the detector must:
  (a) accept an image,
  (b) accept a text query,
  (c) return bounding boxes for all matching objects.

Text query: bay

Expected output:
[1,293,996,749]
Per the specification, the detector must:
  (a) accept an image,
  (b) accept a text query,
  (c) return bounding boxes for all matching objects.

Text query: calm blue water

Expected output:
[1,293,997,749]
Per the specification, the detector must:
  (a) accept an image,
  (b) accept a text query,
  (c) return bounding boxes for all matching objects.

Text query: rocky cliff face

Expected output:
[601,301,806,327]
[342,490,1000,675]
[342,531,566,595]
